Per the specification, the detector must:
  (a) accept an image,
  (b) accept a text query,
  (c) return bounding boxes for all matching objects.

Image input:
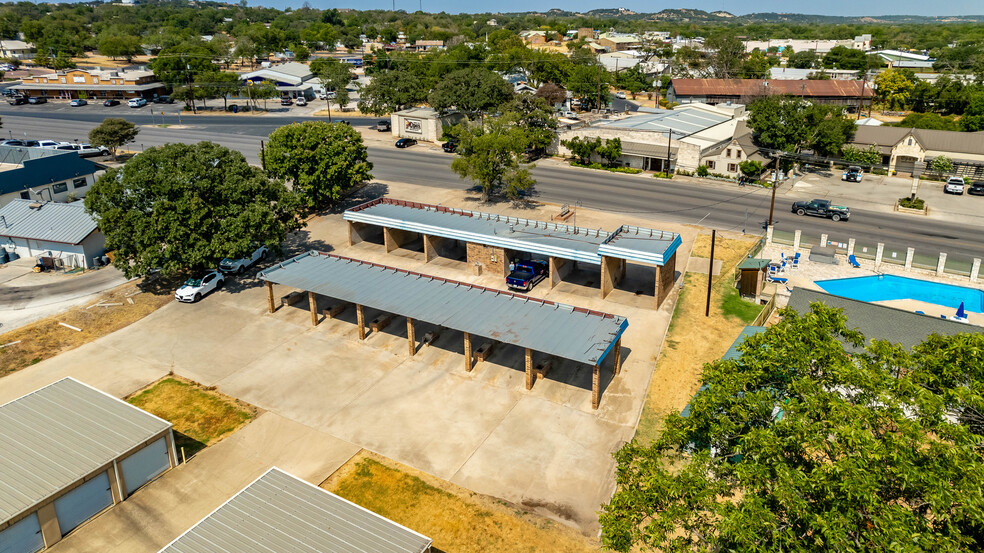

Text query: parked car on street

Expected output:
[615,91,626,99]
[127,98,147,108]
[175,270,225,302]
[442,140,458,153]
[295,96,307,106]
[152,95,173,104]
[53,143,110,157]
[0,139,25,146]
[945,176,966,195]
[560,110,578,119]
[318,91,336,100]
[377,120,391,132]
[103,99,120,106]
[792,199,850,221]
[37,140,68,149]
[969,182,984,196]
[27,96,47,104]
[280,97,293,106]
[506,260,548,292]
[395,138,417,148]
[219,245,269,274]
[841,166,863,182]
[69,98,87,107]
[7,96,26,105]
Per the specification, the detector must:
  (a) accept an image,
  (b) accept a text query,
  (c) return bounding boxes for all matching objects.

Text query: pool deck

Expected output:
[760,244,984,327]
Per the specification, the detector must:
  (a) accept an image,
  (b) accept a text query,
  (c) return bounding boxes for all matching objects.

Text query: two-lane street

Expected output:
[1,107,981,266]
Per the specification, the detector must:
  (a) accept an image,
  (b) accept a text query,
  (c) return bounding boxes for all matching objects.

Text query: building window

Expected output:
[908,138,913,145]
[725,149,732,158]
[706,161,715,170]
[736,150,743,159]
[72,177,88,189]
[728,163,738,173]
[52,182,68,194]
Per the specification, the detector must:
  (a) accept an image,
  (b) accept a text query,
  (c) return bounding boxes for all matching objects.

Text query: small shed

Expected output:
[390,107,464,143]
[736,258,770,300]
[0,199,105,268]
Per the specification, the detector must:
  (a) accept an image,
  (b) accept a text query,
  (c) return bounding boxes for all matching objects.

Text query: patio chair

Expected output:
[766,274,788,284]
[791,252,800,270]
[848,254,861,268]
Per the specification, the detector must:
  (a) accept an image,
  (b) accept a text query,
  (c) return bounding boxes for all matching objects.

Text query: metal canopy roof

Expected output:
[344,198,681,266]
[0,199,99,245]
[158,468,432,553]
[259,252,628,366]
[596,106,731,136]
[598,225,681,266]
[0,378,172,525]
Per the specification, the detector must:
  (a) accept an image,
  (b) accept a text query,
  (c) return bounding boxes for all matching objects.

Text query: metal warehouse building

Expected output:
[0,378,177,553]
[0,200,106,269]
[158,467,432,553]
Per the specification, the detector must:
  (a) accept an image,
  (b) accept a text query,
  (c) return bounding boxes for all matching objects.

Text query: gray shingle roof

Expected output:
[158,467,432,553]
[0,378,172,525]
[852,126,984,157]
[0,199,99,244]
[259,251,629,366]
[786,288,981,351]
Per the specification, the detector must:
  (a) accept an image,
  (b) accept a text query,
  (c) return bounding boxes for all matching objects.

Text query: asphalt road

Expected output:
[2,106,982,266]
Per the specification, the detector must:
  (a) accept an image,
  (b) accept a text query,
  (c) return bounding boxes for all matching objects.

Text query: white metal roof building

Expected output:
[0,199,106,269]
[158,467,433,553]
[0,378,176,553]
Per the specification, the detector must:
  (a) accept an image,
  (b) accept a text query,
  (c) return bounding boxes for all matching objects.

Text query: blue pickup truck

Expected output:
[506,260,548,292]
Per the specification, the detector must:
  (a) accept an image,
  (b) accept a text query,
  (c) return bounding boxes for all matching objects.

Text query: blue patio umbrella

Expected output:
[955,301,967,320]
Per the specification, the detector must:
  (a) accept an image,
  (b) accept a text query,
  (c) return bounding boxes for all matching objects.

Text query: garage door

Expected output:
[53,471,113,536]
[0,513,44,553]
[120,437,170,496]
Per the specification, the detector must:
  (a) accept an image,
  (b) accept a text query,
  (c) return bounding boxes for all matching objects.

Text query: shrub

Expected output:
[677,169,694,176]
[653,171,674,179]
[899,196,925,209]
[696,165,709,177]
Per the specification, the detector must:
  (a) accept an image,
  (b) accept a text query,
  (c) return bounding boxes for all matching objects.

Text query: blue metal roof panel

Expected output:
[0,146,100,197]
[259,252,628,366]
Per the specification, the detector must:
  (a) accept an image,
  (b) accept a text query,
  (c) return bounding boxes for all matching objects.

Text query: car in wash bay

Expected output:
[219,245,268,274]
[175,270,225,302]
[506,260,548,292]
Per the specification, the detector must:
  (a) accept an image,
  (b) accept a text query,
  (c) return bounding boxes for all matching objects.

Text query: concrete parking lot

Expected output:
[0,181,693,550]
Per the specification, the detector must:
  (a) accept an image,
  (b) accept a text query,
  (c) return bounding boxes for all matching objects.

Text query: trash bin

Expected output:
[231,105,238,113]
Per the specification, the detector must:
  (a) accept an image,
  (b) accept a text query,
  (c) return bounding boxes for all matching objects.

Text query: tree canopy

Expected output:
[748,95,856,157]
[88,117,139,160]
[356,69,426,116]
[450,112,537,202]
[601,302,984,552]
[84,142,302,278]
[264,121,373,210]
[428,67,514,116]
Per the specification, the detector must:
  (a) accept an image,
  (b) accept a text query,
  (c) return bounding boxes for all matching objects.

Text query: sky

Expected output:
[262,0,983,17]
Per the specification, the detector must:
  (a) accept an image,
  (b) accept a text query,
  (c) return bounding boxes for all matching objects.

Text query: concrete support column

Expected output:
[613,337,622,376]
[793,229,802,252]
[619,259,627,282]
[972,258,981,282]
[525,348,533,390]
[423,234,437,263]
[266,281,275,313]
[905,247,915,270]
[549,256,560,289]
[383,226,397,253]
[847,238,856,257]
[407,317,415,356]
[820,233,828,248]
[937,252,947,276]
[356,304,366,340]
[875,243,885,267]
[591,364,601,410]
[347,220,358,247]
[766,224,774,245]
[308,292,318,326]
[463,332,473,372]
[600,255,618,299]
[37,503,61,549]
[655,252,676,309]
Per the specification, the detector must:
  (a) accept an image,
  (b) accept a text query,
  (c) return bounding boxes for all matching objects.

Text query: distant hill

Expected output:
[514,8,984,24]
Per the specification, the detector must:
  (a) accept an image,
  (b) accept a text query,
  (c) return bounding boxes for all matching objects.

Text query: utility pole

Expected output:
[186,62,197,115]
[705,229,716,317]
[664,130,672,174]
[767,152,783,227]
[596,68,601,111]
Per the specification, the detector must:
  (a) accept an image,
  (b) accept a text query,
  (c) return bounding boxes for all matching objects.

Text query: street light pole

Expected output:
[767,151,783,227]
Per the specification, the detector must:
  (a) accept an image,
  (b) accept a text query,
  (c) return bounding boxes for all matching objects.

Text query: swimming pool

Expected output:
[815,274,984,313]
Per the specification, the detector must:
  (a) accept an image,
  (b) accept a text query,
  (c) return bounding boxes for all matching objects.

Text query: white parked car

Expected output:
[175,270,225,302]
[128,97,147,108]
[560,110,579,119]
[219,245,269,274]
[69,98,87,106]
[615,91,626,99]
[52,143,110,157]
[37,140,70,149]
[295,96,307,106]
[944,176,965,195]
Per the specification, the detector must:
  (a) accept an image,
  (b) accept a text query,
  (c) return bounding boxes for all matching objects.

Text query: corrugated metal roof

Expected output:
[597,106,732,136]
[0,378,172,525]
[598,225,681,266]
[158,468,432,553]
[671,78,874,98]
[0,199,99,244]
[344,198,680,266]
[259,252,628,366]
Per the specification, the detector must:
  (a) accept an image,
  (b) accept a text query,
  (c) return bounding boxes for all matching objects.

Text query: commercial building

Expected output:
[0,39,33,60]
[12,68,165,100]
[596,32,642,52]
[0,145,101,207]
[667,78,874,111]
[0,199,106,268]
[241,61,317,99]
[158,467,432,553]
[0,378,176,553]
[743,35,872,54]
[390,107,464,143]
[872,49,935,70]
[849,126,984,178]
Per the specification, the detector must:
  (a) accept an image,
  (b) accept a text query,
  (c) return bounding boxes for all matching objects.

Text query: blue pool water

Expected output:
[816,275,984,313]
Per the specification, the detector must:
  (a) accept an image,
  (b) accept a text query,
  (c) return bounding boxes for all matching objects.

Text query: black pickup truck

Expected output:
[506,260,548,292]
[791,199,850,221]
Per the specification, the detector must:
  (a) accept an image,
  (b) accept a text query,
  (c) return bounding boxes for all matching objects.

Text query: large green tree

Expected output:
[310,57,355,116]
[88,118,139,160]
[356,69,426,115]
[601,303,984,552]
[84,142,302,278]
[748,95,856,156]
[428,67,514,116]
[450,113,536,202]
[875,68,916,110]
[264,121,374,210]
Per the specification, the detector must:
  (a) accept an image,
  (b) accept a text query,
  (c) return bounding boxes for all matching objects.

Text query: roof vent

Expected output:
[28,202,43,209]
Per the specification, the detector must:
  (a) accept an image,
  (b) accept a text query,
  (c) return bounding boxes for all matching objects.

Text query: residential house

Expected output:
[241,61,316,99]
[849,126,984,178]
[699,121,769,178]
[668,78,874,111]
[11,68,164,100]
[0,200,106,268]
[412,40,445,52]
[0,39,33,60]
[0,145,102,207]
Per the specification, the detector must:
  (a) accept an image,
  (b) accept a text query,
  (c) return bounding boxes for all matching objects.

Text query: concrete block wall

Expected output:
[466,242,508,276]
[656,252,677,308]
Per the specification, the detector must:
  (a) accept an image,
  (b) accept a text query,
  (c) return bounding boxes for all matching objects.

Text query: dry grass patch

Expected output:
[322,451,601,553]
[635,233,761,443]
[127,376,256,459]
[0,281,172,377]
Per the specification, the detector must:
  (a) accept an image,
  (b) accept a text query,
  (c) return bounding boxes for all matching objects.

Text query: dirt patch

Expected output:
[321,451,601,552]
[635,232,761,443]
[127,375,257,459]
[0,280,171,377]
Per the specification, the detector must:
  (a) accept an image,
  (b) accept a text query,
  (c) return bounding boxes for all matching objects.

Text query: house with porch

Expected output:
[849,126,984,178]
